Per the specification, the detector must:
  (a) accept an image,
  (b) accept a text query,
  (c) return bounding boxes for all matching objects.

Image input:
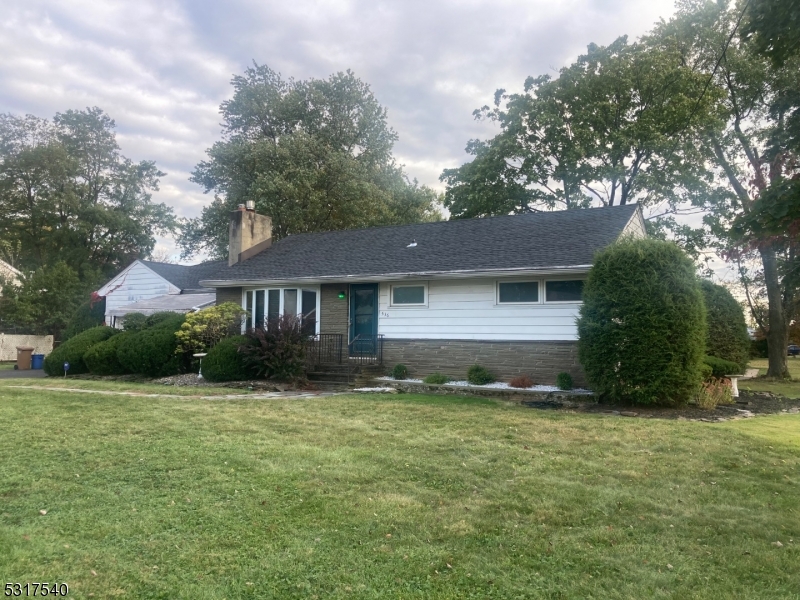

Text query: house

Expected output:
[0,259,21,293]
[96,259,224,327]
[201,204,647,385]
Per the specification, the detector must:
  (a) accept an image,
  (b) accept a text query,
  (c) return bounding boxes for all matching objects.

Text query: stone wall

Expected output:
[216,287,243,306]
[0,334,54,361]
[382,339,585,386]
[320,284,349,337]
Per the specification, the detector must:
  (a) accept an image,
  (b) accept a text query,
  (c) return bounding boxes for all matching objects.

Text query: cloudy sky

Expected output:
[1,0,680,260]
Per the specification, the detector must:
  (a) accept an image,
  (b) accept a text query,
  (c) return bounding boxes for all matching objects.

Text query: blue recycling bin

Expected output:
[31,354,45,370]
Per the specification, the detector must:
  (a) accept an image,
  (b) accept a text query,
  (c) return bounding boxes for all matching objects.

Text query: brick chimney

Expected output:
[228,203,272,266]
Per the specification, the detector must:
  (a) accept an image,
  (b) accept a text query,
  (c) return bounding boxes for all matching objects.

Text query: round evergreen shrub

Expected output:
[121,313,148,332]
[63,298,106,340]
[392,364,409,380]
[577,239,707,406]
[84,332,131,376]
[117,314,187,377]
[202,336,254,382]
[700,280,750,370]
[423,372,451,385]
[43,326,117,376]
[556,372,573,390]
[466,364,495,385]
[703,355,741,378]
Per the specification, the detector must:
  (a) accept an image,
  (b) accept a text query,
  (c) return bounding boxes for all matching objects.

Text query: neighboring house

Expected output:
[201,204,647,385]
[97,259,224,327]
[0,259,21,293]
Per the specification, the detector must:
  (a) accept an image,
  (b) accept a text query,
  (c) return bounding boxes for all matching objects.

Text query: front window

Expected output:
[244,287,318,333]
[498,281,539,303]
[545,280,584,302]
[391,284,426,306]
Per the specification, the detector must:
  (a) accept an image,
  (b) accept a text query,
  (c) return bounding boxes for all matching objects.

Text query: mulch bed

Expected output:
[522,390,800,422]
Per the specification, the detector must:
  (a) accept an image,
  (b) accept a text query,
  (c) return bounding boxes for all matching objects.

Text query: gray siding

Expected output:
[216,287,243,306]
[382,339,585,386]
[320,284,349,336]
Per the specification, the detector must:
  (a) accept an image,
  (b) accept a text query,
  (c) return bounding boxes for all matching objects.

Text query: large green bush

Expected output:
[117,314,187,377]
[700,280,750,370]
[577,239,707,406]
[202,336,254,382]
[467,365,495,385]
[63,298,106,340]
[43,326,117,376]
[703,355,742,378]
[84,332,131,376]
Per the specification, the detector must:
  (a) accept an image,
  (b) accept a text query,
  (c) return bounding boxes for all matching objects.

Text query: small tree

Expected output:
[577,239,706,406]
[174,302,247,355]
[700,280,751,371]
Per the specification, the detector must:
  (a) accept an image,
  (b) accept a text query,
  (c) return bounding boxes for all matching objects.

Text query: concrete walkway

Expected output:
[0,369,47,379]
[2,384,342,400]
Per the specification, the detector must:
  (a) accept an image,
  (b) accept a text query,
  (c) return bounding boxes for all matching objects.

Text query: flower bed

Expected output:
[377,376,588,393]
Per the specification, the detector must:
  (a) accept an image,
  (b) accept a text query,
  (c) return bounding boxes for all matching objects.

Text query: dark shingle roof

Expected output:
[141,260,227,292]
[203,204,640,284]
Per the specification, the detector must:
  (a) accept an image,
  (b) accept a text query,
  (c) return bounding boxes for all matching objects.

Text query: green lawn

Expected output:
[743,357,800,398]
[0,378,254,397]
[1,387,798,599]
[0,362,14,371]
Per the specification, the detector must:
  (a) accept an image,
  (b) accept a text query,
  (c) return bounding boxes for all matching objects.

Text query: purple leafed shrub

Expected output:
[241,315,308,381]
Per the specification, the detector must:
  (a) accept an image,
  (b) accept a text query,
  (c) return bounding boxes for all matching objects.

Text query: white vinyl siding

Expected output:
[377,277,583,341]
[101,262,179,326]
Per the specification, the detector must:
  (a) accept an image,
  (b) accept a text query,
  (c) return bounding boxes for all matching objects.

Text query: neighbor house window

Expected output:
[498,281,539,303]
[545,280,584,302]
[391,284,426,306]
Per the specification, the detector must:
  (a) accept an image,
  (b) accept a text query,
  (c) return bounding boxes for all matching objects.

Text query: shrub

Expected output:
[423,372,451,385]
[700,280,750,370]
[63,297,106,340]
[509,374,534,389]
[43,326,117,376]
[695,378,733,409]
[121,313,148,332]
[202,335,254,382]
[703,355,742,378]
[577,239,706,406]
[175,302,247,355]
[467,364,495,385]
[241,315,307,381]
[700,362,713,382]
[392,364,409,380]
[84,333,131,375]
[117,314,187,377]
[556,372,574,390]
[750,338,768,358]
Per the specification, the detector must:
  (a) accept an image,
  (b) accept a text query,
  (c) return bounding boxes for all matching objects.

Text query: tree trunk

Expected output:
[760,246,790,378]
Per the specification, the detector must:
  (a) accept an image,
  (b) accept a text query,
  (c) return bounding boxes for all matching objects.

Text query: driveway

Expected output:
[0,369,47,379]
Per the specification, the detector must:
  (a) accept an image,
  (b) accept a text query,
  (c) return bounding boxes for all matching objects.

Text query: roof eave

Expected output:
[201,265,593,288]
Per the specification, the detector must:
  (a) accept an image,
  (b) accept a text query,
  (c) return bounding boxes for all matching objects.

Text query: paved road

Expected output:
[0,369,47,379]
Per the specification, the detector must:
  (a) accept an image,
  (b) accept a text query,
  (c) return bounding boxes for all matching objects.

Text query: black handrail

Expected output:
[306,334,343,366]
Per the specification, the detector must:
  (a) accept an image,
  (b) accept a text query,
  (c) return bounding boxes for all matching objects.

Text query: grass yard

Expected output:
[0,362,14,371]
[0,378,255,397]
[743,357,800,398]
[0,387,798,599]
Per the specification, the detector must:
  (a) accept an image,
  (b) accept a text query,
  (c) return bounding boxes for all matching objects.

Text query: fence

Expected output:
[0,334,54,361]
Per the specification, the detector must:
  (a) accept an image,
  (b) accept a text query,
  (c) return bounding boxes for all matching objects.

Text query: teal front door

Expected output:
[349,284,378,354]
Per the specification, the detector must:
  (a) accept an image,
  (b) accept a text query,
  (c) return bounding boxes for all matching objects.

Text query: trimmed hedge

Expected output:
[63,298,106,340]
[704,355,742,378]
[577,239,707,406]
[423,373,451,385]
[700,280,750,370]
[84,332,131,376]
[117,314,187,377]
[43,326,117,376]
[202,336,253,382]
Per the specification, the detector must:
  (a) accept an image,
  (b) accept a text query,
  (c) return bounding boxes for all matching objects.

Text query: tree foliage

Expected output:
[700,280,751,370]
[577,239,707,406]
[0,108,176,277]
[440,36,718,218]
[179,65,441,259]
[742,0,800,65]
[175,302,247,355]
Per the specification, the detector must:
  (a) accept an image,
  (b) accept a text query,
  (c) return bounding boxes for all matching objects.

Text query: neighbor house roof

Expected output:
[202,204,642,286]
[139,260,226,293]
[108,293,216,318]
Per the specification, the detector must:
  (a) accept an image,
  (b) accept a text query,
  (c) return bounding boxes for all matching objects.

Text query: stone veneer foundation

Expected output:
[381,339,585,387]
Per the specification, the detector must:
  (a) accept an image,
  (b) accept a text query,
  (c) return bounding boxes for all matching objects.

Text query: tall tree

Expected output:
[440,36,718,218]
[651,0,800,378]
[180,65,441,259]
[0,108,176,278]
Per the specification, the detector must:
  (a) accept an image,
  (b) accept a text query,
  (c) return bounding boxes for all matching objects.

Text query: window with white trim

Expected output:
[390,284,427,306]
[497,280,540,303]
[243,287,318,333]
[545,280,584,302]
